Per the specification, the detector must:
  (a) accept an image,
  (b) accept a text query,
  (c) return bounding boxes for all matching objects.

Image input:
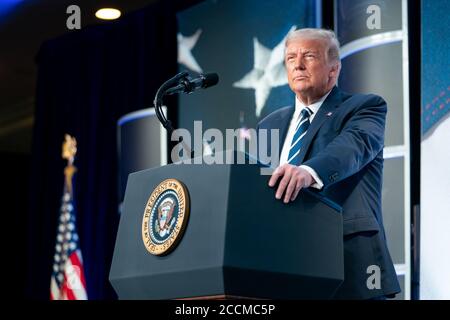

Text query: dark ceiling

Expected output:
[0,0,163,154]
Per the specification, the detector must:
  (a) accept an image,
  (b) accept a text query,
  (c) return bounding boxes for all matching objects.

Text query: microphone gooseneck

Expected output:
[153,72,219,136]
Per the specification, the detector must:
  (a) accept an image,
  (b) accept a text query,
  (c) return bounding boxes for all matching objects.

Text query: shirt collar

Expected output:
[294,89,333,116]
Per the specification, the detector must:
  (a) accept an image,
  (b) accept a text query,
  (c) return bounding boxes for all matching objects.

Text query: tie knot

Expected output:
[301,107,312,118]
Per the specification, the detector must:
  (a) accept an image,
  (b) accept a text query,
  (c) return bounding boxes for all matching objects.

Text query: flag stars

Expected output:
[177,29,203,73]
[233,26,296,117]
[63,193,70,202]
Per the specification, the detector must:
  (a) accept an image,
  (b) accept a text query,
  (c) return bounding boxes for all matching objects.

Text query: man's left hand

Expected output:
[268,164,315,203]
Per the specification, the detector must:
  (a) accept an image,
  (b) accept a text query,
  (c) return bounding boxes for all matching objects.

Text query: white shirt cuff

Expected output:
[299,165,324,190]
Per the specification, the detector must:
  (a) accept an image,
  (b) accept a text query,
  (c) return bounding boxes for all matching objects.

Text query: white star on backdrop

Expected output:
[233,26,296,117]
[177,29,203,73]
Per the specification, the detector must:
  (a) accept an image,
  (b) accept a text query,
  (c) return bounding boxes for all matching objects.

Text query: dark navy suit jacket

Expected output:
[257,86,401,299]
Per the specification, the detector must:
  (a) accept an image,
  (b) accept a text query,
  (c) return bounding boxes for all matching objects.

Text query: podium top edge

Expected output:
[117,107,167,127]
[302,189,342,213]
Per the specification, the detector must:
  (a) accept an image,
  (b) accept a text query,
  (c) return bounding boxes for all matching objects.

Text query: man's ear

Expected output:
[329,62,340,80]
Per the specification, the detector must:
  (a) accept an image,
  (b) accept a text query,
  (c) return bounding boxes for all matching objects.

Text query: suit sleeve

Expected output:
[302,95,387,188]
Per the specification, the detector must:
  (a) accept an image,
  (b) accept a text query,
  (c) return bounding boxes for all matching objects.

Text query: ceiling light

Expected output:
[95,8,121,20]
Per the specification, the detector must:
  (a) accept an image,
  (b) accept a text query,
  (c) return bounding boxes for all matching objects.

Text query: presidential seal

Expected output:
[142,179,190,255]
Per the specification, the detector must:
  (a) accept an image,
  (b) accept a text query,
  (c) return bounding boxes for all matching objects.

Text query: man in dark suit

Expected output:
[257,28,400,299]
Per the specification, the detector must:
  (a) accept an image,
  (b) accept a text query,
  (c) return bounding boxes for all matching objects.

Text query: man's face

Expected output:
[285,37,336,101]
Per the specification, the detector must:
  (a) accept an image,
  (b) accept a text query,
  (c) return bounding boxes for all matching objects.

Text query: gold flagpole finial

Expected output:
[62,134,77,194]
[62,134,77,165]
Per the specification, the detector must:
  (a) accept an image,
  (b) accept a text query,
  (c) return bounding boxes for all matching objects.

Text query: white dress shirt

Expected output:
[279,90,332,189]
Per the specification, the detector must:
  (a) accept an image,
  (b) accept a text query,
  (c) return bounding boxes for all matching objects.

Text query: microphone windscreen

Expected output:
[203,73,219,88]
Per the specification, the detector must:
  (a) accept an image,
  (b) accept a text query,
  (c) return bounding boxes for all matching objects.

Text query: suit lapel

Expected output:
[276,107,295,158]
[297,86,342,164]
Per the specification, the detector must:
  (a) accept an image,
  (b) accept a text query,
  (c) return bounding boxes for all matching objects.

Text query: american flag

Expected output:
[50,169,87,300]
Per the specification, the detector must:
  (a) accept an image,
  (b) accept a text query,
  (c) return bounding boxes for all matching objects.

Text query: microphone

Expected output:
[165,73,219,95]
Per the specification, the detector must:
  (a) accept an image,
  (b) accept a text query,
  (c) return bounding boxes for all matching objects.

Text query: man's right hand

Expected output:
[268,164,315,203]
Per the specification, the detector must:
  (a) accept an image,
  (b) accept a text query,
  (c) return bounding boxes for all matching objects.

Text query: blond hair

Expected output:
[285,28,341,64]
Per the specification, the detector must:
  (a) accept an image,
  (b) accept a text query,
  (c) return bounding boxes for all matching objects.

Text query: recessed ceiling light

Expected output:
[95,8,121,20]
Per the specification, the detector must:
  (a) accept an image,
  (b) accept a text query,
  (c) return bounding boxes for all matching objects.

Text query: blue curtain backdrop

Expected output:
[27,2,177,299]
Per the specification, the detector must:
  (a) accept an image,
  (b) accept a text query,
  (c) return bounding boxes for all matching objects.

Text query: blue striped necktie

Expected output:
[287,107,312,165]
